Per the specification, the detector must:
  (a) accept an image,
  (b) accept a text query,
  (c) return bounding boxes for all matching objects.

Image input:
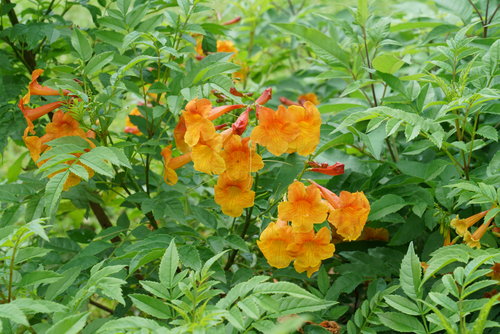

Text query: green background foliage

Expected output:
[0,0,499,333]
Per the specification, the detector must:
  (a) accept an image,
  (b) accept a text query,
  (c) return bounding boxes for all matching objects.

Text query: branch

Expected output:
[89,201,121,242]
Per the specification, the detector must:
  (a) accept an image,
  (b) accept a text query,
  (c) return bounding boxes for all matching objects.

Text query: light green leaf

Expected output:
[71,29,93,61]
[369,194,406,221]
[159,239,179,288]
[46,312,89,334]
[0,304,29,326]
[400,242,421,300]
[84,51,114,76]
[377,312,425,333]
[373,54,404,74]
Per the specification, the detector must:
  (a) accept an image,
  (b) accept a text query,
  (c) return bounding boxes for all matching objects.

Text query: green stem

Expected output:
[8,236,22,302]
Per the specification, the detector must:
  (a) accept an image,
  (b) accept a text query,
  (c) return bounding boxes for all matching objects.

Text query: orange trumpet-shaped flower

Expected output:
[287,102,322,156]
[191,134,226,175]
[450,210,489,237]
[214,172,255,217]
[124,107,143,135]
[22,69,69,104]
[327,191,370,241]
[278,181,329,233]
[313,183,370,241]
[161,146,192,185]
[217,40,238,57]
[257,220,295,268]
[183,99,217,147]
[287,227,335,277]
[298,93,320,106]
[19,100,64,122]
[463,218,493,249]
[220,135,263,181]
[250,105,299,156]
[41,110,90,143]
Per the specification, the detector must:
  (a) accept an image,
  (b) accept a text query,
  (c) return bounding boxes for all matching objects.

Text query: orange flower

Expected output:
[287,227,335,277]
[220,134,263,181]
[450,210,488,237]
[463,218,493,249]
[183,99,217,148]
[286,102,322,156]
[250,105,299,156]
[298,93,320,106]
[278,181,329,233]
[327,191,370,241]
[124,107,143,135]
[22,69,69,104]
[257,220,295,268]
[357,227,389,242]
[486,263,500,281]
[161,146,192,185]
[214,172,255,217]
[217,40,238,57]
[40,110,90,143]
[191,133,226,175]
[314,183,370,241]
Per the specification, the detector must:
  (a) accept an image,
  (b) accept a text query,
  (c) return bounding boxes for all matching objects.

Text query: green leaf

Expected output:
[476,125,498,141]
[400,242,421,300]
[357,0,369,26]
[45,267,81,300]
[46,312,89,334]
[383,295,420,315]
[396,159,449,181]
[19,270,62,286]
[273,23,349,67]
[84,51,114,76]
[129,294,171,319]
[159,239,179,288]
[369,194,406,221]
[254,282,319,300]
[96,317,162,333]
[71,29,93,61]
[0,304,29,326]
[373,54,404,74]
[377,312,425,333]
[44,170,70,216]
[471,294,500,334]
[12,299,67,314]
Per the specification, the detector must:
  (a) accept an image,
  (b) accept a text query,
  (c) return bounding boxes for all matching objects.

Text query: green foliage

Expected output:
[0,0,499,333]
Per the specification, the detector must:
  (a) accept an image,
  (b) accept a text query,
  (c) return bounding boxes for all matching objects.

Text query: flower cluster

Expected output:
[258,180,371,277]
[19,70,95,190]
[449,209,495,249]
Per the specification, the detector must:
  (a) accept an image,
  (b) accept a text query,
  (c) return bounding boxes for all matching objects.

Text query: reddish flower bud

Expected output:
[230,87,244,97]
[232,108,250,135]
[222,16,241,25]
[279,97,299,106]
[215,123,228,131]
[255,88,272,105]
[310,162,345,176]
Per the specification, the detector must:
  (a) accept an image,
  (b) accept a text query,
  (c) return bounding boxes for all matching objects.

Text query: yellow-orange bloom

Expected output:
[450,210,488,237]
[286,102,322,156]
[287,227,335,277]
[125,108,142,135]
[463,218,493,249]
[257,220,295,268]
[250,105,299,156]
[183,99,217,148]
[214,172,254,217]
[278,181,329,232]
[298,93,320,106]
[161,146,192,185]
[357,227,389,242]
[220,135,263,181]
[191,134,226,175]
[321,189,370,241]
[22,69,68,104]
[217,40,238,57]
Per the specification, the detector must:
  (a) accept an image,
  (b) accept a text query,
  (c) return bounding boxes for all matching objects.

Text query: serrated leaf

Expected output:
[71,29,92,61]
[400,242,421,300]
[46,312,89,334]
[0,304,29,326]
[130,294,171,319]
[377,312,425,333]
[159,239,179,288]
